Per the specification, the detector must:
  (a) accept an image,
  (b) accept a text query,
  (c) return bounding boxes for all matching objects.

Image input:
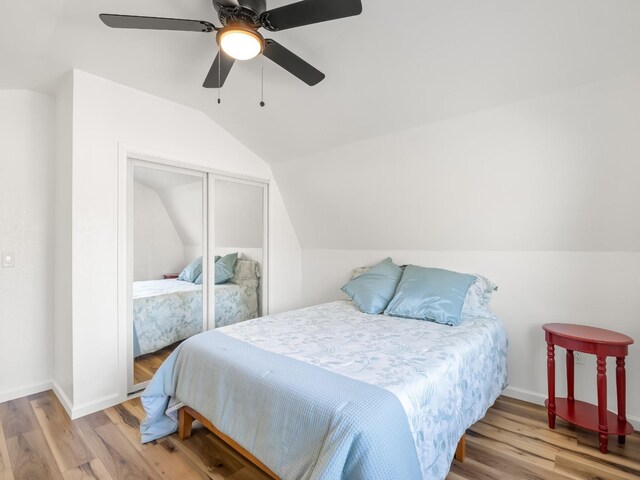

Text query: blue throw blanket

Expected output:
[141,330,422,480]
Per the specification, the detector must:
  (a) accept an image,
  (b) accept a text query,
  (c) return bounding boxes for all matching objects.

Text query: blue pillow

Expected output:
[384,266,476,326]
[178,256,202,283]
[193,272,203,285]
[215,252,237,285]
[341,258,403,314]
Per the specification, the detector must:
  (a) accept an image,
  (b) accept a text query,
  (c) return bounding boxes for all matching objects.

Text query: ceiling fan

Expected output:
[99,0,363,89]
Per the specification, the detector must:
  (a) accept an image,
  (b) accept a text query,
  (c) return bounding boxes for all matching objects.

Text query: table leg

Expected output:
[566,350,575,402]
[547,342,556,429]
[597,356,608,453]
[616,357,627,445]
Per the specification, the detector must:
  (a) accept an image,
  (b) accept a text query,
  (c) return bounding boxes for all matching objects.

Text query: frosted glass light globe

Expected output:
[219,29,263,60]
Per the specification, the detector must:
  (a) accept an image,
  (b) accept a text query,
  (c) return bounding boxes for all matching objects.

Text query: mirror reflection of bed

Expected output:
[132,253,262,385]
[130,165,265,389]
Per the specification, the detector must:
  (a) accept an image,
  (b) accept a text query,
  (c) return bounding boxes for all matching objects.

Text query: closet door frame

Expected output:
[117,144,270,399]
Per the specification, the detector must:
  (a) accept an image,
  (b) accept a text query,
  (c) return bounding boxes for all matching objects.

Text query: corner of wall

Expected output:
[53,71,74,404]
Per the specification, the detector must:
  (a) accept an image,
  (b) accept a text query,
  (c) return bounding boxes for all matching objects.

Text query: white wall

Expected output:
[133,181,185,281]
[274,71,640,424]
[0,90,55,402]
[67,70,301,414]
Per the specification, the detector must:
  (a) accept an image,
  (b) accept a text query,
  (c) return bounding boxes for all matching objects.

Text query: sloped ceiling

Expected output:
[133,168,203,247]
[2,1,640,164]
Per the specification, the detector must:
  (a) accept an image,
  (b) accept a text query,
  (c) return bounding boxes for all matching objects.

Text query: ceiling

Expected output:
[1,0,640,163]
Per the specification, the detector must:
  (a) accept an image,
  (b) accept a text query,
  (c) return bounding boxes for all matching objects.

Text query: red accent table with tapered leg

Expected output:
[543,323,634,453]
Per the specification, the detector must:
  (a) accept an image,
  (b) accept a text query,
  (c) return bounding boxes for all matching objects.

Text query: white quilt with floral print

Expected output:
[221,300,508,480]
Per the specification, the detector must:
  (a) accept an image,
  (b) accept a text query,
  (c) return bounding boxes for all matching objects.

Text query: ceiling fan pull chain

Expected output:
[260,55,266,107]
[218,52,222,104]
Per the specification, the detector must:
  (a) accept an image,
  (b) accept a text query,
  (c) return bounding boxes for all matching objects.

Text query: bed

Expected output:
[133,259,260,357]
[140,299,508,480]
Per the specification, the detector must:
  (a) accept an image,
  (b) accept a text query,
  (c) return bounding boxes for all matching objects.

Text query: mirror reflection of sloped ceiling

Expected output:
[133,167,203,282]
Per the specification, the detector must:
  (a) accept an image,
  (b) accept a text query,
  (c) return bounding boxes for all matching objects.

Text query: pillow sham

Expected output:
[230,259,260,288]
[215,252,238,285]
[178,256,202,283]
[384,265,476,326]
[341,258,403,314]
[462,274,498,314]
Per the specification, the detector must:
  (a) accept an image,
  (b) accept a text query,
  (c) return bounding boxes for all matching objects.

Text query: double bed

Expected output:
[133,259,261,357]
[141,299,508,479]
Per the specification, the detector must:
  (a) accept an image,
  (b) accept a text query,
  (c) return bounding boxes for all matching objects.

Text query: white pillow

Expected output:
[462,274,498,314]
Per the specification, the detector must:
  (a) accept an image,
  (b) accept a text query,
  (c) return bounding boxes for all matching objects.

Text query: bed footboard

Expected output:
[454,434,466,462]
[178,405,465,476]
[178,406,280,479]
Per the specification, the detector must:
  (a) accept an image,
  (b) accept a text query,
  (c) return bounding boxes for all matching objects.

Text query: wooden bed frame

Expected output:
[178,405,466,479]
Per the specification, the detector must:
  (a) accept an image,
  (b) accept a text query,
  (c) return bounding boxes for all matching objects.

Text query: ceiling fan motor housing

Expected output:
[217,0,266,28]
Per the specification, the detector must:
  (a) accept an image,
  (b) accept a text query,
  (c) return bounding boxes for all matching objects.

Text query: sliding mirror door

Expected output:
[129,162,207,393]
[213,177,267,328]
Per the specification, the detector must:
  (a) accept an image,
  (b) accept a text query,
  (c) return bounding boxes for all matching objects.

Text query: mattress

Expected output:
[220,300,508,479]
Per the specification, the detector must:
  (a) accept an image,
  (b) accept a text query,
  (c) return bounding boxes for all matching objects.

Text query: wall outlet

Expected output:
[574,351,585,365]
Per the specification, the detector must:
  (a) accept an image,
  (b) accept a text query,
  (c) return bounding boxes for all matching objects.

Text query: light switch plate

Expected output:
[2,252,14,268]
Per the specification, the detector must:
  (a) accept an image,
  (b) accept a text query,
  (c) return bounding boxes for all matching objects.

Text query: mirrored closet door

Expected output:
[212,177,267,328]
[128,162,208,393]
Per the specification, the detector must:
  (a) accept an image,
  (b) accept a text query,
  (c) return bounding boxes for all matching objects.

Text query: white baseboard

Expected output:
[51,380,74,418]
[0,381,52,404]
[503,385,547,406]
[1,380,121,421]
[70,393,122,419]
[503,385,640,429]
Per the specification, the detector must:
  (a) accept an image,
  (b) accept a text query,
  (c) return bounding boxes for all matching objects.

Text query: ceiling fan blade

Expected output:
[263,39,325,86]
[260,0,362,31]
[203,50,236,88]
[99,14,216,32]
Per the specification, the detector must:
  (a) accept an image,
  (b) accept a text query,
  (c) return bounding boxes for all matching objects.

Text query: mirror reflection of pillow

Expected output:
[178,256,202,283]
[230,259,260,287]
[215,252,238,284]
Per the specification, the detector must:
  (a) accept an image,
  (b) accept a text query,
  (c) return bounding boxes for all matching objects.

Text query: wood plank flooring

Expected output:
[0,391,638,479]
[134,343,180,385]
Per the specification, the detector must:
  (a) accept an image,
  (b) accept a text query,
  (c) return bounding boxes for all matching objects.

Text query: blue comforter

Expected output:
[141,330,422,480]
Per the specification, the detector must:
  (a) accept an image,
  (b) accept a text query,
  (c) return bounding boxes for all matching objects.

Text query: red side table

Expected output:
[543,323,634,453]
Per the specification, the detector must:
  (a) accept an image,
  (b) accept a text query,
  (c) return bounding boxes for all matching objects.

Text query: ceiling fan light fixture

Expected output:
[218,27,263,60]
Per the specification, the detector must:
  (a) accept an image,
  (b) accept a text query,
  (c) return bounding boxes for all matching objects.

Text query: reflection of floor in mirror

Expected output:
[134,341,182,385]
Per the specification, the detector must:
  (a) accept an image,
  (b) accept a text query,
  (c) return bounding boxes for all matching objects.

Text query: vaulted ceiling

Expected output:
[2,0,640,163]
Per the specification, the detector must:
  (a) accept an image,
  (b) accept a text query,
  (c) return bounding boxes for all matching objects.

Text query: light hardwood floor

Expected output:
[0,391,638,479]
